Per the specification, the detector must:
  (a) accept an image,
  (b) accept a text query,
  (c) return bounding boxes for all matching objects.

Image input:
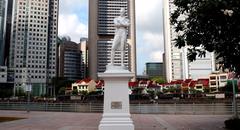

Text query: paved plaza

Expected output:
[0,110,230,130]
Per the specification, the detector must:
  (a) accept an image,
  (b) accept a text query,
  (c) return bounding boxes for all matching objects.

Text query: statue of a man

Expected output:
[109,8,130,67]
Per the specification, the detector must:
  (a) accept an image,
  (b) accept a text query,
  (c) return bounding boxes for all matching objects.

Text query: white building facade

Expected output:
[9,0,59,96]
[80,38,88,79]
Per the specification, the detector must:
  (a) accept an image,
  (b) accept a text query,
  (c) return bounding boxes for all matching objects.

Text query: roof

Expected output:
[75,78,92,84]
[189,81,197,88]
[184,79,192,83]
[182,83,189,87]
[170,80,184,84]
[128,82,138,87]
[96,80,104,88]
[197,79,209,86]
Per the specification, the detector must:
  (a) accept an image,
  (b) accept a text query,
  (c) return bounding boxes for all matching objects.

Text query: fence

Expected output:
[0,102,239,115]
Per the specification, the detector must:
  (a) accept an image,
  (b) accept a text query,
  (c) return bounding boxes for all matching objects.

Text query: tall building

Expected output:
[9,0,59,96]
[58,41,82,81]
[4,0,14,65]
[0,0,6,65]
[163,0,215,82]
[146,62,165,78]
[89,0,136,80]
[187,52,216,80]
[80,37,88,79]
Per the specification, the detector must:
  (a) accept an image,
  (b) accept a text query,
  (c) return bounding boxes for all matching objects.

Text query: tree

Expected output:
[171,0,240,76]
[57,36,71,44]
[15,87,26,97]
[0,88,13,99]
[150,76,167,84]
[51,77,74,96]
[225,79,238,93]
[72,89,78,95]
[58,87,66,95]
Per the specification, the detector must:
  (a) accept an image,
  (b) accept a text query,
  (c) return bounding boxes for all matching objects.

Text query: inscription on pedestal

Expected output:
[111,101,122,109]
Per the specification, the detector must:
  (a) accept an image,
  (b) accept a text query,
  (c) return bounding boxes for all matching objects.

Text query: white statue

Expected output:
[109,8,130,67]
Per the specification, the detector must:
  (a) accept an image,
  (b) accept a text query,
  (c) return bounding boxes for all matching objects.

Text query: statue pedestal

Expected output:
[98,66,134,130]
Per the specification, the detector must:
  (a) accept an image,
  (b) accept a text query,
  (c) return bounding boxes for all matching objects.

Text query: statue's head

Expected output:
[120,8,126,16]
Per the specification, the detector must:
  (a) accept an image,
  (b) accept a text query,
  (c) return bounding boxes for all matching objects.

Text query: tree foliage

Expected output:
[171,0,240,75]
[0,89,13,99]
[150,76,167,84]
[57,36,71,44]
[51,77,74,96]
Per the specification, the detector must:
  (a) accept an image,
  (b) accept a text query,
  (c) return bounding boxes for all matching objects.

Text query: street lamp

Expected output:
[222,9,238,119]
[232,77,238,119]
[228,72,239,119]
[25,74,32,113]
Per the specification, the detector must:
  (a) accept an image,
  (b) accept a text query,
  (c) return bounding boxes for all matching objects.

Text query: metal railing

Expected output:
[0,102,239,115]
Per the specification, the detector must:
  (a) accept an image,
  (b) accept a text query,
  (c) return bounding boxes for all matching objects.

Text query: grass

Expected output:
[0,117,25,123]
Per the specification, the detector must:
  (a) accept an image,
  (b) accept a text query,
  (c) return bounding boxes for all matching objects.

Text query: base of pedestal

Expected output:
[99,113,134,130]
[98,66,135,130]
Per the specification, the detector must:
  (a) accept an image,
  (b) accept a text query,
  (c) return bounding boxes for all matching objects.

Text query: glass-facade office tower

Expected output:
[163,0,215,82]
[9,0,59,96]
[58,41,82,81]
[4,0,13,66]
[146,62,165,78]
[0,0,6,65]
[89,0,136,80]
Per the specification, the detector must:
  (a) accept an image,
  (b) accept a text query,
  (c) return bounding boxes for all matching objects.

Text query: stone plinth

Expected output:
[98,65,134,130]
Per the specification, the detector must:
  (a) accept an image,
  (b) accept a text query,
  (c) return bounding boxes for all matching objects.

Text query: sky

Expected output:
[58,0,164,75]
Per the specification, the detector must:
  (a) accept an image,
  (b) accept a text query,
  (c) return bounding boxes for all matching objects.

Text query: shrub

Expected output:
[225,118,240,130]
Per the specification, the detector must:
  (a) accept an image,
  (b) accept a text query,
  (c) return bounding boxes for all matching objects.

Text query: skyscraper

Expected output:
[58,41,82,81]
[4,0,14,66]
[89,0,136,80]
[163,0,215,82]
[163,0,184,81]
[9,0,59,96]
[146,62,165,78]
[0,0,6,65]
[80,37,88,79]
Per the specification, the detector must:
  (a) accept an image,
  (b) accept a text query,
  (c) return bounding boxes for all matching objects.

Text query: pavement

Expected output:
[0,110,230,130]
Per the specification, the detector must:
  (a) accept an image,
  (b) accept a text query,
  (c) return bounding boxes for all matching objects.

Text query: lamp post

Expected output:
[222,9,238,119]
[229,71,239,119]
[25,74,32,113]
[232,78,238,119]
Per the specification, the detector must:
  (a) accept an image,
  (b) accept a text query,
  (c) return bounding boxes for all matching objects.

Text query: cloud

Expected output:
[58,0,88,42]
[58,14,88,43]
[138,32,164,61]
[60,0,88,14]
[142,32,164,50]
[150,51,163,61]
[136,0,163,33]
[135,0,163,74]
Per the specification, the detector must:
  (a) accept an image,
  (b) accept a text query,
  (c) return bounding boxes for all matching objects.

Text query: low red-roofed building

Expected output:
[128,81,138,89]
[195,79,209,92]
[209,72,228,92]
[188,80,197,94]
[95,80,104,90]
[72,78,96,93]
[181,79,192,94]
